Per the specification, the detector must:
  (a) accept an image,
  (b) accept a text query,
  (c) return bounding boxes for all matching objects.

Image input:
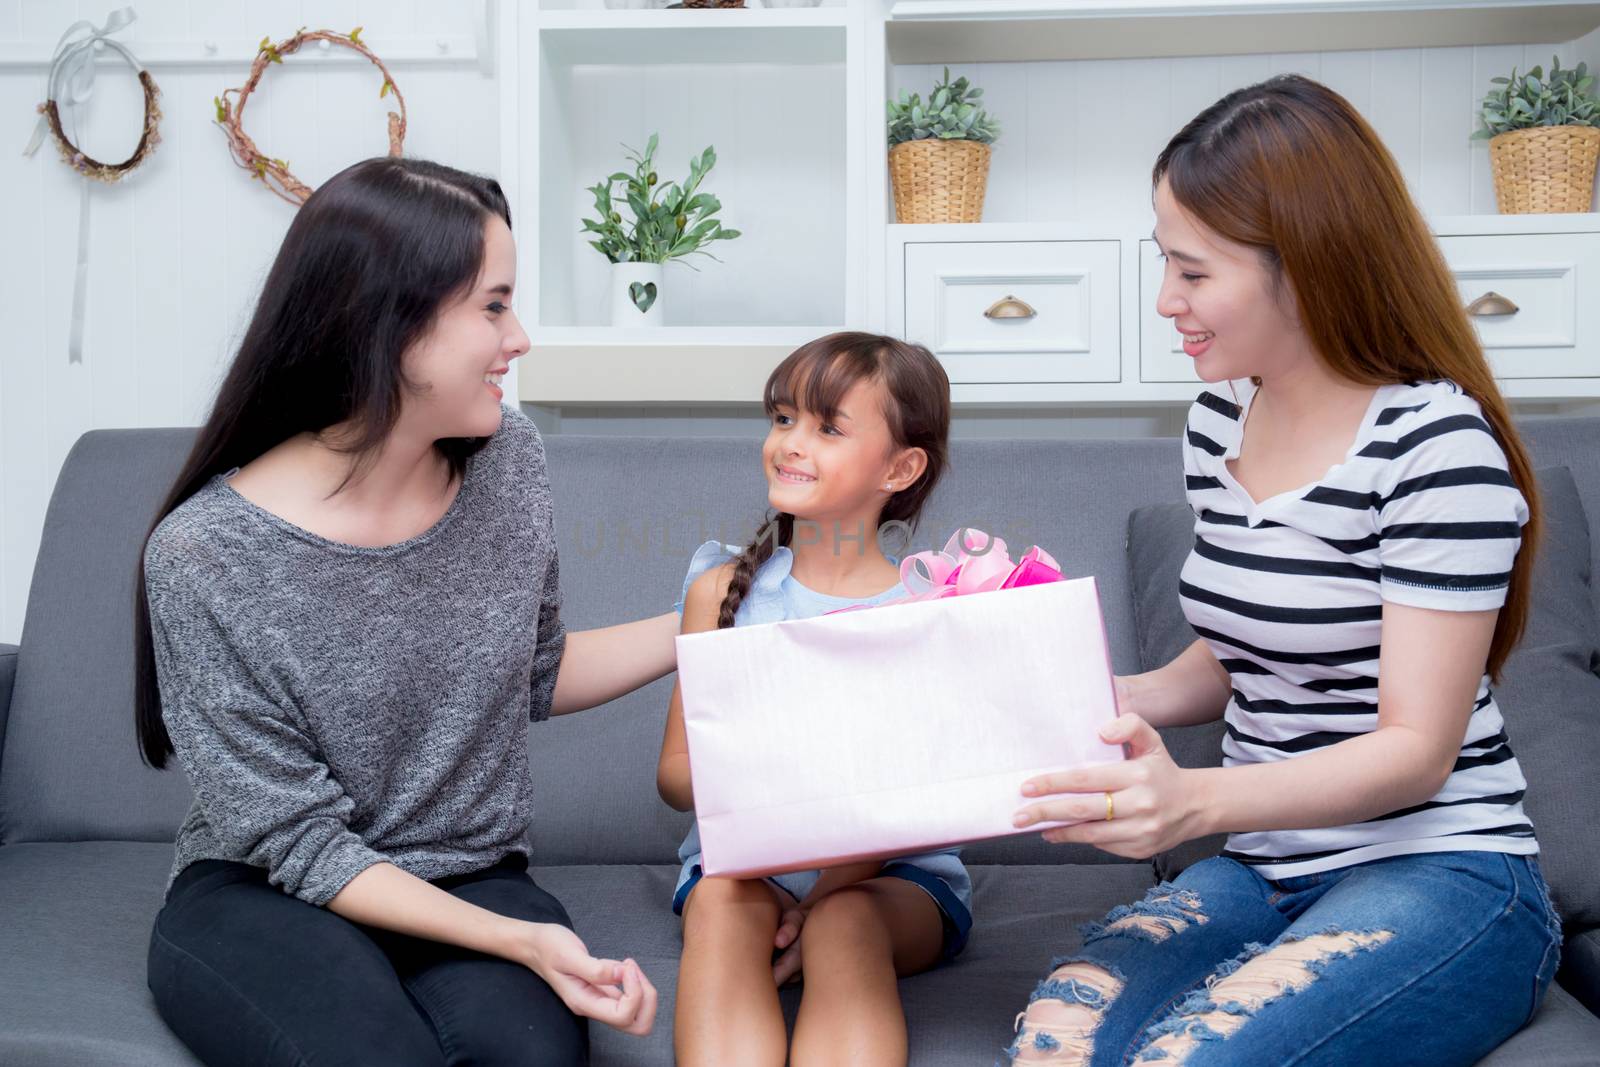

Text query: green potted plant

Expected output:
[1474,56,1600,214]
[886,67,1001,224]
[581,133,740,325]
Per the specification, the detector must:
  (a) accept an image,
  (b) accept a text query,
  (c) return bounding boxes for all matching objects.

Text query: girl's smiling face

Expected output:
[763,374,925,526]
[1152,176,1307,384]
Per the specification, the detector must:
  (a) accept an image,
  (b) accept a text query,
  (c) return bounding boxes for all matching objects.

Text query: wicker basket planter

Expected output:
[889,139,992,224]
[1489,125,1600,214]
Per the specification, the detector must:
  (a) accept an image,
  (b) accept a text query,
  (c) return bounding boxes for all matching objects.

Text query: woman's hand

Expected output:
[1011,713,1209,860]
[771,903,808,986]
[519,921,658,1036]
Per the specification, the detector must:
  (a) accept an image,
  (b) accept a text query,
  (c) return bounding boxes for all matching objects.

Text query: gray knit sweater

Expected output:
[143,408,566,906]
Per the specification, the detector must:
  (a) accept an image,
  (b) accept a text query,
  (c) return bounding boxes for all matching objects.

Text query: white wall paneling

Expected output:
[0,0,500,643]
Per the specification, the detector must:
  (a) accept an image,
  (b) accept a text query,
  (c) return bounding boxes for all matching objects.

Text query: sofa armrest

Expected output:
[1559,927,1600,1018]
[0,643,15,781]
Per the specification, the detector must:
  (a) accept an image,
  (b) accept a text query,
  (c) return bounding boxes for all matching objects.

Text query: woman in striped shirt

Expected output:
[1005,75,1561,1066]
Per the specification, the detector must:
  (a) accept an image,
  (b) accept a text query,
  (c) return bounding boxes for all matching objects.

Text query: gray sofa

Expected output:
[3,417,1600,1066]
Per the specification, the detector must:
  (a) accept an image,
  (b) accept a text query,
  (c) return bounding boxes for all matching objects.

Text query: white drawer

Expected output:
[903,240,1121,384]
[1141,232,1600,384]
[1439,232,1600,380]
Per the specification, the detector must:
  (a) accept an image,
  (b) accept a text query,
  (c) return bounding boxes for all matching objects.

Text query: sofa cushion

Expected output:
[0,643,18,767]
[1559,927,1600,1018]
[1125,498,1233,879]
[3,841,1592,1066]
[0,841,201,1066]
[0,432,196,845]
[1479,987,1600,1066]
[0,839,1158,1067]
[1126,466,1600,932]
[553,859,1161,1065]
[1521,417,1600,625]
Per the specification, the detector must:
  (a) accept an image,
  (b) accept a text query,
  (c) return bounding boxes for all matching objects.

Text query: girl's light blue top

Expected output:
[672,539,909,622]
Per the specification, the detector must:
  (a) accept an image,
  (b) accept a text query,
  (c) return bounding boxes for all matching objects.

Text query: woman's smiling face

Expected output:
[401,216,530,441]
[1152,177,1305,385]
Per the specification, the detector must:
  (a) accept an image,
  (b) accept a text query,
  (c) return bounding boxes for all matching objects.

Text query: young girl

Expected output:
[137,157,664,1065]
[1006,76,1558,1065]
[656,332,970,1067]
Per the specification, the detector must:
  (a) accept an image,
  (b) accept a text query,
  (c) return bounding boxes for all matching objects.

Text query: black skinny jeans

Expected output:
[147,853,588,1066]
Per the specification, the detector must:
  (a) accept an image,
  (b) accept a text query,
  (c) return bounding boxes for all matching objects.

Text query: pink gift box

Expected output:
[674,576,1125,879]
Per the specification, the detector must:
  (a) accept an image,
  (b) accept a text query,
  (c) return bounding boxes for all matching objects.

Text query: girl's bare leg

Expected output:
[790,877,946,1067]
[675,876,789,1067]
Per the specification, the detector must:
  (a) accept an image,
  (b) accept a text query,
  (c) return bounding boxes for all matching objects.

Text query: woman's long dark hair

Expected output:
[716,332,952,629]
[1154,75,1540,680]
[135,157,513,768]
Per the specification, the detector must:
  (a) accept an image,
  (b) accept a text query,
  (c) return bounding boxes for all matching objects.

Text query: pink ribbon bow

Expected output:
[829,528,1063,614]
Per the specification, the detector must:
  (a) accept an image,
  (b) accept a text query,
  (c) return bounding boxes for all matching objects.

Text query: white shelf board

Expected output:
[537,9,848,65]
[944,379,1600,404]
[520,326,839,405]
[1423,211,1600,235]
[886,0,1600,62]
[536,8,851,29]
[532,326,837,343]
[889,220,1136,242]
[888,212,1600,240]
[0,37,482,70]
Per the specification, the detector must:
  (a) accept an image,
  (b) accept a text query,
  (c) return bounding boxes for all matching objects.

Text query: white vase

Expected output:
[611,262,665,326]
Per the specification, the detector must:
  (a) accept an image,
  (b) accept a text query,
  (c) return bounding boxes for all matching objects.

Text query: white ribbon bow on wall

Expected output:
[21,7,143,365]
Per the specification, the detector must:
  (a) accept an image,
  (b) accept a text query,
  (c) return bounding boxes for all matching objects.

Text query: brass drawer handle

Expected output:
[1466,291,1519,317]
[984,295,1036,320]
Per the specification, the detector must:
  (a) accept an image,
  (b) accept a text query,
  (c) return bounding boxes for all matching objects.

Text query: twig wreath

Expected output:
[23,7,163,182]
[214,26,407,206]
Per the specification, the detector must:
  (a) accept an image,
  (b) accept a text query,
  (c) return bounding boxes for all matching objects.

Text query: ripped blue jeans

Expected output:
[1008,851,1562,1067]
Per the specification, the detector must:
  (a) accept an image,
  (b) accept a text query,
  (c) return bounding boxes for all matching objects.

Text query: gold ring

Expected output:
[1104,791,1115,822]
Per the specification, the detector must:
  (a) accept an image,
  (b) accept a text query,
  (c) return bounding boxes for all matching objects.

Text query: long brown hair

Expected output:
[1154,74,1539,679]
[716,332,952,629]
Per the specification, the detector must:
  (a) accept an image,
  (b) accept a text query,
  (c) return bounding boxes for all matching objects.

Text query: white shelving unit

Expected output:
[502,0,1600,409]
[885,1,1600,62]
[506,1,867,405]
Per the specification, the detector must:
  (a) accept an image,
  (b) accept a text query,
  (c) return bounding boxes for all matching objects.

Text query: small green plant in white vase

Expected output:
[580,133,741,324]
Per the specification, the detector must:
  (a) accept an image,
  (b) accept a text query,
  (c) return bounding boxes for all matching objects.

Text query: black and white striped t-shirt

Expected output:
[1180,377,1537,879]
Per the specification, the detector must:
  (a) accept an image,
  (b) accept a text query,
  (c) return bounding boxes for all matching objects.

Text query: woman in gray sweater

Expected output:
[135,157,667,1066]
